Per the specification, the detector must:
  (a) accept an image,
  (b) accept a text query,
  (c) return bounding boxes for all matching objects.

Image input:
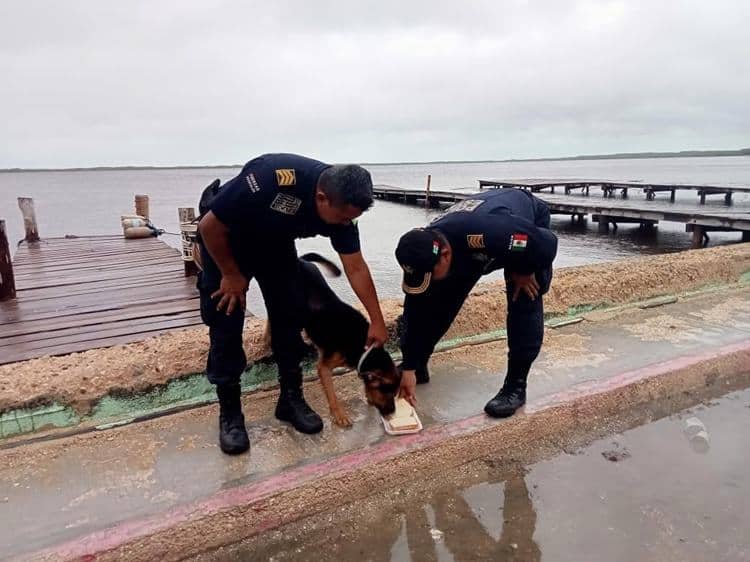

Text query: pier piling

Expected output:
[0,220,16,301]
[17,197,39,242]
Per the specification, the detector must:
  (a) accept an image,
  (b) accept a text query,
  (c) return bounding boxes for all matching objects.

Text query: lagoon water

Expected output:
[2,156,748,312]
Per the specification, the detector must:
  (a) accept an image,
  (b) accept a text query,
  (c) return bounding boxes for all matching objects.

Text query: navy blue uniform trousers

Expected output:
[197,240,308,386]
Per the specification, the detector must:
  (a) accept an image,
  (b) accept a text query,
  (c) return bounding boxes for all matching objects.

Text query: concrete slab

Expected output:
[2,287,749,559]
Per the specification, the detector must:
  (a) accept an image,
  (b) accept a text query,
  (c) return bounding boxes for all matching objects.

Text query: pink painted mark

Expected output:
[27,339,750,562]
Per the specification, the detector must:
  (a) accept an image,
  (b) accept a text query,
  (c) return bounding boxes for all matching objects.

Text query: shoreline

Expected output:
[2,149,748,174]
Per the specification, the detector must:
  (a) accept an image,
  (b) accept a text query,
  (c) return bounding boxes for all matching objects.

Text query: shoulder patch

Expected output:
[275,169,296,187]
[245,173,260,193]
[270,193,302,215]
[467,234,485,249]
[445,199,485,214]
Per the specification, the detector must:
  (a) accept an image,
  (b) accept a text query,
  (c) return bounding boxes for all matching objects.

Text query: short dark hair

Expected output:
[318,165,374,211]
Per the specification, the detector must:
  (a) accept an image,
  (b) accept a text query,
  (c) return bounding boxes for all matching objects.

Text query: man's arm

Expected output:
[397,292,437,406]
[339,251,388,347]
[198,211,248,315]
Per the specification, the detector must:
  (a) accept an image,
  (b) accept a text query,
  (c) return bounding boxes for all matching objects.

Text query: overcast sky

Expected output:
[1,1,748,168]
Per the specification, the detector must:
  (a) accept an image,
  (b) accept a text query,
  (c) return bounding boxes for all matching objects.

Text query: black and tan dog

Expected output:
[290,253,401,426]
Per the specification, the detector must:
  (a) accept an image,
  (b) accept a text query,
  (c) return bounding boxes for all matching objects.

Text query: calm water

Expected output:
[1,157,748,311]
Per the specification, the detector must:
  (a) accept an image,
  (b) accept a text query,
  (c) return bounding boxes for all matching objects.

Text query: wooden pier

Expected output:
[476,178,750,205]
[372,185,750,248]
[0,236,201,365]
[0,197,202,365]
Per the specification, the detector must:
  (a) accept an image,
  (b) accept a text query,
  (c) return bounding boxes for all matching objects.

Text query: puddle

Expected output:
[206,386,750,562]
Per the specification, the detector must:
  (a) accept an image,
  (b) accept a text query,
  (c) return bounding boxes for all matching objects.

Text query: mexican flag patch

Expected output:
[509,233,528,252]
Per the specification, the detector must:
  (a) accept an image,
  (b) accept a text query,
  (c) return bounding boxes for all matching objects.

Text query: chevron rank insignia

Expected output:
[275,168,296,187]
[467,234,485,249]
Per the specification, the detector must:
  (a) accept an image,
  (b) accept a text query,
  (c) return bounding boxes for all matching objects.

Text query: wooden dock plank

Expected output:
[0,321,204,365]
[0,236,201,364]
[3,285,198,318]
[0,292,198,325]
[14,277,188,303]
[0,301,202,339]
[0,311,203,349]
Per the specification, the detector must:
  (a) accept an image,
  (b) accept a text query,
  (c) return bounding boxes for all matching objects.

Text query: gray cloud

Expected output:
[1,0,748,167]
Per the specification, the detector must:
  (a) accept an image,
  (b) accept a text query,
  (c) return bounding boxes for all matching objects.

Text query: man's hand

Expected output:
[399,369,417,407]
[199,212,247,315]
[211,273,249,315]
[366,318,388,348]
[509,272,540,302]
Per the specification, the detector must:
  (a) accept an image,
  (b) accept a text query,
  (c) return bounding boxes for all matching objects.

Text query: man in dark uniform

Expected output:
[198,153,387,455]
[395,188,557,418]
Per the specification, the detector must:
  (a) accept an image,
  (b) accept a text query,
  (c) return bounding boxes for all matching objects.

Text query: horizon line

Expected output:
[2,147,748,173]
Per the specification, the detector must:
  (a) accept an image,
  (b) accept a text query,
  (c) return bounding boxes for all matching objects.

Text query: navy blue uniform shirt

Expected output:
[210,153,361,254]
[430,188,557,276]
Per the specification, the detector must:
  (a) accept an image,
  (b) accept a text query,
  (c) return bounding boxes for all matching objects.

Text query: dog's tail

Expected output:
[300,252,342,277]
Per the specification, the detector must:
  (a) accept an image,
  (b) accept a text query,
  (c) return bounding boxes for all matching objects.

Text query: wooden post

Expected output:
[17,197,40,242]
[699,191,706,205]
[178,207,199,276]
[742,231,750,243]
[135,194,150,219]
[425,174,432,208]
[724,192,733,206]
[0,220,16,301]
[670,189,676,203]
[597,216,609,233]
[692,226,706,248]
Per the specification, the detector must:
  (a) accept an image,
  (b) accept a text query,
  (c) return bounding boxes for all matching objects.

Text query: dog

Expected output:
[291,253,401,426]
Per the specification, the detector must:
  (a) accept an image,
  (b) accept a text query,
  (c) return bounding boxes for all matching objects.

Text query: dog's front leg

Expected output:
[317,360,352,427]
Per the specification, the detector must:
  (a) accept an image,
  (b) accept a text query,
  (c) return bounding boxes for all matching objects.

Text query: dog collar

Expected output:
[357,344,376,375]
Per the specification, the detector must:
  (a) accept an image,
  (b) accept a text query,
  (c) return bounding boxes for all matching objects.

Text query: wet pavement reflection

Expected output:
[208,386,750,562]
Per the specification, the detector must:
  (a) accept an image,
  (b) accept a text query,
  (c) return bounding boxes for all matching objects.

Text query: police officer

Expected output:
[395,188,557,418]
[198,153,387,455]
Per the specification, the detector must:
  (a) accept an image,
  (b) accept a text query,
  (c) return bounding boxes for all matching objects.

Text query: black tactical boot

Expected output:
[275,368,323,434]
[484,380,526,419]
[216,384,250,455]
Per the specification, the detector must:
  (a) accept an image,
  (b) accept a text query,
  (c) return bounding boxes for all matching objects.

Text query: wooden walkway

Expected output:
[372,185,750,245]
[477,178,750,205]
[0,235,201,365]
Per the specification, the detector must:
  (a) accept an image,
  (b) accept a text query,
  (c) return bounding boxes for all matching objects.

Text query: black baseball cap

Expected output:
[395,228,442,294]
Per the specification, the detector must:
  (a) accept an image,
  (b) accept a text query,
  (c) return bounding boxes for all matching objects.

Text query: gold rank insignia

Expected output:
[275,169,296,187]
[467,234,485,249]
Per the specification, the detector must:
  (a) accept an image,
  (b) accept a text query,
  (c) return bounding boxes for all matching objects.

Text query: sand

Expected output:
[622,314,703,343]
[1,243,748,414]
